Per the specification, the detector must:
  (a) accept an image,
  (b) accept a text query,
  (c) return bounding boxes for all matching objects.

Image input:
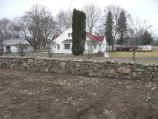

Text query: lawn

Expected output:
[2,50,158,63]
[107,50,158,63]
[108,50,158,58]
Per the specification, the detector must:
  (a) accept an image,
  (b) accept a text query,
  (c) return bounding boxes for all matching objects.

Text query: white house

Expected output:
[2,39,33,53]
[51,28,108,57]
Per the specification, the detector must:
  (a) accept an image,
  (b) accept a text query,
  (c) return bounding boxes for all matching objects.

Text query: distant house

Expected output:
[2,39,33,53]
[51,28,108,57]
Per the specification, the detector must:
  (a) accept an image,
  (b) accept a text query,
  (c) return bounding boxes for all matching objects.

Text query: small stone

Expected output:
[109,69,115,74]
[23,63,28,68]
[132,72,138,78]
[145,84,152,88]
[60,62,66,69]
[151,87,156,91]
[45,68,48,72]
[127,85,132,89]
[104,109,112,115]
[28,92,33,95]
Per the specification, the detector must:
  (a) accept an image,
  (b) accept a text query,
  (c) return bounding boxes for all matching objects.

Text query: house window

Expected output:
[64,44,70,49]
[68,33,71,37]
[57,44,60,49]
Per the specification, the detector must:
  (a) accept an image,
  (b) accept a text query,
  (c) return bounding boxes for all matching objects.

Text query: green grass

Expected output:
[109,50,158,58]
[2,50,158,64]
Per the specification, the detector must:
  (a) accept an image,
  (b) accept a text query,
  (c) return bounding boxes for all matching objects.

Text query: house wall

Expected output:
[85,37,107,54]
[52,28,72,54]
[11,46,18,53]
[27,46,34,52]
[0,56,157,81]
[52,28,107,54]
[3,46,33,53]
[3,46,18,53]
[3,46,7,53]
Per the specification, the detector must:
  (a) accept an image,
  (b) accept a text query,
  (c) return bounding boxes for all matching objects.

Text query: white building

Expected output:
[2,39,33,53]
[51,28,108,57]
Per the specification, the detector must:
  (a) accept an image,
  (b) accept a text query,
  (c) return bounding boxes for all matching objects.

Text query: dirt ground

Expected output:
[0,69,158,119]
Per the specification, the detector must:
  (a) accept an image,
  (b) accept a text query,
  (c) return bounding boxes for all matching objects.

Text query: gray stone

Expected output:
[60,62,66,70]
[132,72,138,79]
[0,56,157,81]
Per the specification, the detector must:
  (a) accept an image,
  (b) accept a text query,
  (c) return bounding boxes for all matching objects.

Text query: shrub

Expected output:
[72,9,86,55]
[17,44,29,56]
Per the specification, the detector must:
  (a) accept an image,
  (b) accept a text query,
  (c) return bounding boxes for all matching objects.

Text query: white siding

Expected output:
[11,46,18,53]
[51,28,107,55]
[51,28,72,53]
[3,46,18,53]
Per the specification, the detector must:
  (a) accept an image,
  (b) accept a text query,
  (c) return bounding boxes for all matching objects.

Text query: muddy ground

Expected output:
[0,69,158,119]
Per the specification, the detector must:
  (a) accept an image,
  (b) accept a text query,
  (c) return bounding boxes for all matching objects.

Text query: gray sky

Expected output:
[0,0,158,34]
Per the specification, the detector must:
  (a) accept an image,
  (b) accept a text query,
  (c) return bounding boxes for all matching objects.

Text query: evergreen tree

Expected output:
[72,9,86,55]
[141,31,153,45]
[117,11,127,45]
[105,11,114,50]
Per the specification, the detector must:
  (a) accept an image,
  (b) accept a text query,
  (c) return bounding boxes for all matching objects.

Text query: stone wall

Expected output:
[0,56,158,80]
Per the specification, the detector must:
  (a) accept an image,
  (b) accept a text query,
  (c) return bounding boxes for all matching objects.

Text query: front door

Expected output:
[6,46,11,53]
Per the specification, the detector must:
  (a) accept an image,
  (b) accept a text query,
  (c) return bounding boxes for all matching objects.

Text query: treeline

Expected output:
[0,4,153,51]
[105,6,153,51]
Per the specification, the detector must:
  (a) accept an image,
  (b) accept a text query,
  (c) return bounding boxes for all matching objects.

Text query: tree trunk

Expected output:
[112,44,114,51]
[33,44,39,52]
[133,46,136,62]
[89,28,92,34]
[88,53,91,59]
[133,50,136,62]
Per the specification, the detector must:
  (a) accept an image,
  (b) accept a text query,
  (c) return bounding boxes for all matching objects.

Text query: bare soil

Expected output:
[0,69,158,119]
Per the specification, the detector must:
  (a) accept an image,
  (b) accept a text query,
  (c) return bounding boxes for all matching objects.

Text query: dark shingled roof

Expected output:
[2,39,29,46]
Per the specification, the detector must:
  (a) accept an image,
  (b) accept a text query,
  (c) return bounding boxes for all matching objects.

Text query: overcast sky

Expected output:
[0,0,158,34]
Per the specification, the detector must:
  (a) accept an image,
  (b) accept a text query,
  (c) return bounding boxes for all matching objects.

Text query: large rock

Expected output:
[28,59,34,64]
[117,67,131,74]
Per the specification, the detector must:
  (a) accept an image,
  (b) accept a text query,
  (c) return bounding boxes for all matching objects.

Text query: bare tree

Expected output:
[83,4,101,33]
[128,17,152,62]
[86,40,97,59]
[0,18,20,41]
[56,10,72,34]
[17,43,29,56]
[0,18,12,41]
[48,41,56,57]
[17,4,57,51]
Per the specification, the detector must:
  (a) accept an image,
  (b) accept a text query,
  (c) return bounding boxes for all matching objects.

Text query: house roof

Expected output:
[61,33,105,43]
[62,39,72,43]
[52,28,105,44]
[52,35,59,40]
[86,32,104,42]
[2,39,29,46]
